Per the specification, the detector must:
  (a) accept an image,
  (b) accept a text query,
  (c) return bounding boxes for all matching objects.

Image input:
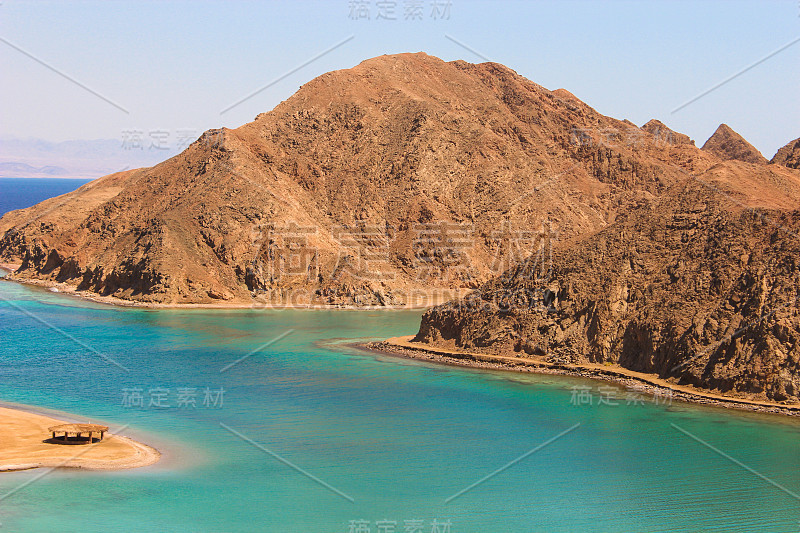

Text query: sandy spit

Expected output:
[0,405,160,472]
[366,336,800,418]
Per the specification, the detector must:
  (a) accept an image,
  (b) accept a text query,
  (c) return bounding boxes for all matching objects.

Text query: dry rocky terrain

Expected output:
[2,53,800,403]
[771,137,800,169]
[417,120,800,403]
[701,123,767,164]
[0,53,723,306]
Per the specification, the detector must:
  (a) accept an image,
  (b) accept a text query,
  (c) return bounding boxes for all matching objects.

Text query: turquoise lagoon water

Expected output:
[0,277,799,532]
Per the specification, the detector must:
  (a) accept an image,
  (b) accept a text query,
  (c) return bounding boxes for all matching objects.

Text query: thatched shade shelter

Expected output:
[48,423,109,444]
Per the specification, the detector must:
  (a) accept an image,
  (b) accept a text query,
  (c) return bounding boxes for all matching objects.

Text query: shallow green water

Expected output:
[0,277,798,532]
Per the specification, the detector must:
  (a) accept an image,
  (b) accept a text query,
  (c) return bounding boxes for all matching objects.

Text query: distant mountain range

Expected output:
[0,162,69,177]
[0,137,179,179]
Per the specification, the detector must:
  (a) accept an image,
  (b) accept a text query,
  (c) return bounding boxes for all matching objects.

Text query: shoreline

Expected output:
[367,336,800,418]
[0,264,456,310]
[0,404,161,472]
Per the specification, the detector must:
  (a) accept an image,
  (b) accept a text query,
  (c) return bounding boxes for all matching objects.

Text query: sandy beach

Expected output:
[369,336,800,417]
[0,405,160,472]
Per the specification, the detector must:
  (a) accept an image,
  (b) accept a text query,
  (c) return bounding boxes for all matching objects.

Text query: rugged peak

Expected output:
[356,51,443,69]
[702,123,767,164]
[640,119,694,146]
[0,54,789,308]
[552,88,579,101]
[771,137,800,169]
[352,52,511,80]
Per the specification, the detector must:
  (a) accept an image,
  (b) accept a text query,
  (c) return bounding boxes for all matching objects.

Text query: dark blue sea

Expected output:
[0,177,92,217]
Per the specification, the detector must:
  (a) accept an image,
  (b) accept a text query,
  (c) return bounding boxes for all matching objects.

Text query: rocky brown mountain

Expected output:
[701,123,767,165]
[771,137,800,169]
[641,119,695,147]
[4,52,800,402]
[415,160,800,402]
[0,53,718,306]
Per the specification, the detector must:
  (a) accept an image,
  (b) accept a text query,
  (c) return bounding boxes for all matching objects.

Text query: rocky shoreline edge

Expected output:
[366,336,800,418]
[0,264,462,310]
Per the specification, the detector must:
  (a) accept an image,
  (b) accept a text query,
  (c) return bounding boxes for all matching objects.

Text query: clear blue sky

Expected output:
[1,0,798,157]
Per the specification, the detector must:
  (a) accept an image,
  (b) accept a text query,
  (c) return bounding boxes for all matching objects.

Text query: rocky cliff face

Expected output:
[0,53,716,306]
[771,137,800,170]
[701,123,767,165]
[416,163,800,402]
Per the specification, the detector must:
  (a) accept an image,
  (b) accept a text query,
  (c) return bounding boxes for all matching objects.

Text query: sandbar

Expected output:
[0,405,160,472]
[369,336,800,417]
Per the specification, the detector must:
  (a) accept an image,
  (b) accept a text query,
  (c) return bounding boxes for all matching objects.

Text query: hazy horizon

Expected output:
[1,1,798,159]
